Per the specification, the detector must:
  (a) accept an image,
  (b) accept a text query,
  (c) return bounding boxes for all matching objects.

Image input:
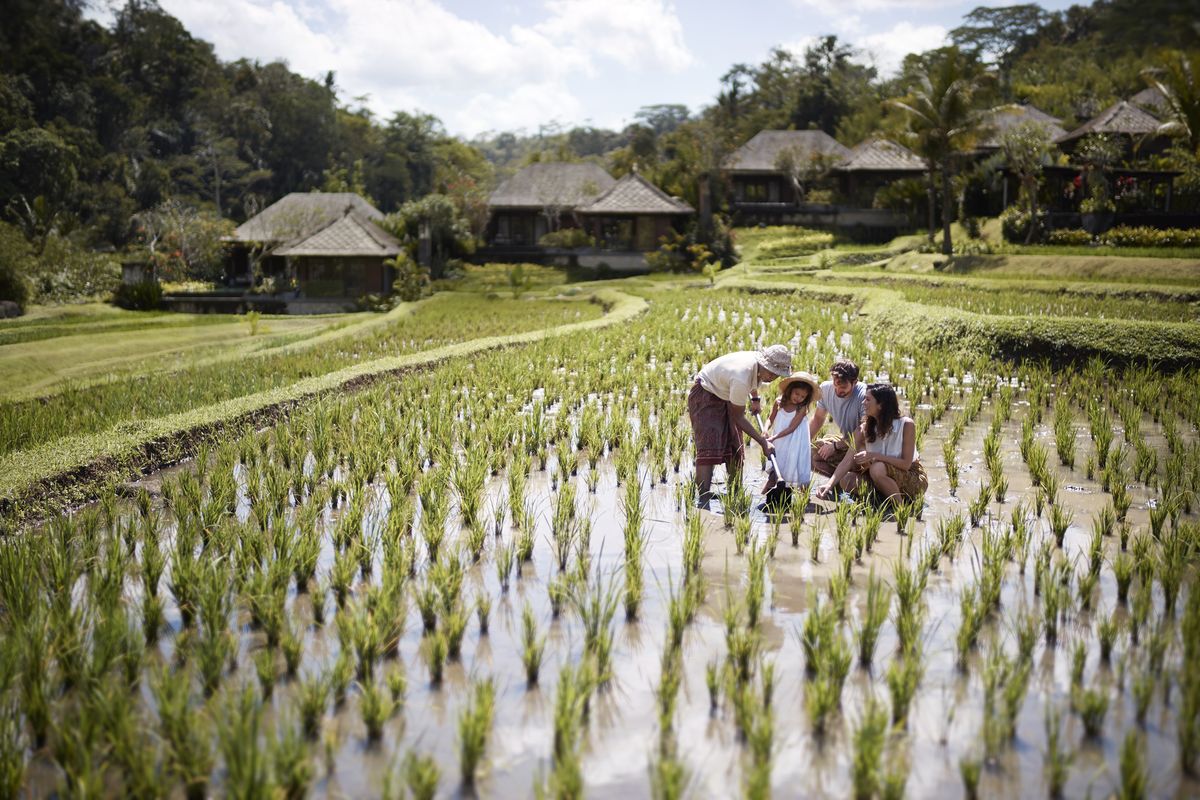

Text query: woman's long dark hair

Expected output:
[865,383,901,443]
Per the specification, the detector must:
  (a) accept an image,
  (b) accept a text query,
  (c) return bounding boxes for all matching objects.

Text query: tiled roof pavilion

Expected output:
[488,163,615,209]
[724,130,852,173]
[1058,100,1161,144]
[273,211,402,258]
[230,192,383,243]
[578,173,693,215]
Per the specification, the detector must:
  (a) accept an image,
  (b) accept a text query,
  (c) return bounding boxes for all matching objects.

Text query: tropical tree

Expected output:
[1143,50,1200,154]
[1000,120,1055,243]
[888,48,994,255]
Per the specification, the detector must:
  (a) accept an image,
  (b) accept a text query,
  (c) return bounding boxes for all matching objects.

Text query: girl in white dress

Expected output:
[763,372,821,492]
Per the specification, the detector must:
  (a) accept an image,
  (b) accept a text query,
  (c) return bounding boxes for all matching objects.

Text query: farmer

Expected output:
[810,359,867,498]
[688,345,793,509]
[816,382,928,504]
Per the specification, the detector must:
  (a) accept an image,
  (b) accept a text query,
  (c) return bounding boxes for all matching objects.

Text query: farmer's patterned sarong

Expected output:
[688,381,744,468]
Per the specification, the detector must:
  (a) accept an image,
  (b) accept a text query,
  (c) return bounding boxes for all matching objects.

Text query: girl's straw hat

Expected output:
[778,371,821,403]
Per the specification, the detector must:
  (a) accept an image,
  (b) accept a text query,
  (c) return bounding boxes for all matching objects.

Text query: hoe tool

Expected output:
[754,412,793,515]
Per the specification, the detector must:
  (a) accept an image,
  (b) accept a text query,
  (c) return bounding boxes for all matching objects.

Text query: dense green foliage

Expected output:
[0,0,492,257]
[1,0,1197,303]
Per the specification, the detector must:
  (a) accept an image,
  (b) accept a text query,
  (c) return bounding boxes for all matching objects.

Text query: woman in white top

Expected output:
[821,383,928,504]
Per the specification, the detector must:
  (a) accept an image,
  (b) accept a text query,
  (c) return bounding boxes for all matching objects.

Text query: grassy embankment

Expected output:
[0,285,645,521]
[725,225,1200,367]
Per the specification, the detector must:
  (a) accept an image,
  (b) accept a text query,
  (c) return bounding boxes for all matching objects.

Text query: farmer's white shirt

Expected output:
[696,351,762,407]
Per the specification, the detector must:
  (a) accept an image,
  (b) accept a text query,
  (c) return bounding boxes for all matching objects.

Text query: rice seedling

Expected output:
[887,648,925,727]
[217,685,272,798]
[272,717,314,800]
[572,572,620,683]
[1076,569,1098,612]
[956,587,985,670]
[856,568,891,668]
[254,648,278,697]
[458,677,496,787]
[359,676,395,742]
[423,632,448,687]
[881,755,909,800]
[860,503,885,555]
[515,510,536,562]
[1074,687,1108,739]
[851,696,889,800]
[1129,584,1153,646]
[522,602,546,687]
[1117,729,1148,800]
[732,514,751,556]
[402,751,440,800]
[1069,639,1087,691]
[1104,551,1132,606]
[745,541,768,629]
[1044,708,1072,798]
[943,440,961,497]
[649,750,689,800]
[473,592,492,636]
[1098,615,1121,663]
[705,657,722,713]
[1053,397,1076,469]
[1132,666,1155,724]
[809,518,824,563]
[682,508,705,580]
[959,755,981,800]
[495,541,515,593]
[968,482,991,528]
[936,513,966,560]
[443,602,469,661]
[1048,503,1074,548]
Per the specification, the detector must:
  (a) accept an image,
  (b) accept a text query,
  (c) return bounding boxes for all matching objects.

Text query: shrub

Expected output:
[0,221,33,312]
[355,293,394,312]
[113,280,163,310]
[1000,206,1045,243]
[1047,229,1093,246]
[30,234,120,302]
[1099,226,1200,248]
[134,200,234,282]
[388,252,429,302]
[873,178,926,223]
[538,228,593,249]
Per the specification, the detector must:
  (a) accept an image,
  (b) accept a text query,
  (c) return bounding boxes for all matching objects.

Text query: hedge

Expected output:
[1047,226,1200,248]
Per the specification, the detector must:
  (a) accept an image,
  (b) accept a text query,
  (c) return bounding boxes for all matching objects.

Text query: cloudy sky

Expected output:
[89,0,1077,138]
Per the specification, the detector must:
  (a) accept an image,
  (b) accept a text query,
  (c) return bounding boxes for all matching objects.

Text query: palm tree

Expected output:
[1143,50,1200,154]
[888,49,993,255]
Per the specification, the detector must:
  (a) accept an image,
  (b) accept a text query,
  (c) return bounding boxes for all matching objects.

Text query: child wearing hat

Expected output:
[763,372,820,493]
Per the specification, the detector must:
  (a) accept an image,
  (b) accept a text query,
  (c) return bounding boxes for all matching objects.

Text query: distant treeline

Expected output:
[0,0,1196,254]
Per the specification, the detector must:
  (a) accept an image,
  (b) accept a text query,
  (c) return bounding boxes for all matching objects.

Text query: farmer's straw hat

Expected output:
[779,371,821,404]
[756,345,792,378]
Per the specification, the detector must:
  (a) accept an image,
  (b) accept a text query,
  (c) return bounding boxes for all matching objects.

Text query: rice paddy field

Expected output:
[1,242,1200,799]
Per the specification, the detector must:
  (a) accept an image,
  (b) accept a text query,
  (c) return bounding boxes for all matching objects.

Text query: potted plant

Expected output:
[1080,195,1116,235]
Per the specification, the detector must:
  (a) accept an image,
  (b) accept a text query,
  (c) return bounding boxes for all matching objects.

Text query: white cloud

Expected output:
[142,0,692,135]
[859,22,948,75]
[791,0,958,11]
[537,0,692,73]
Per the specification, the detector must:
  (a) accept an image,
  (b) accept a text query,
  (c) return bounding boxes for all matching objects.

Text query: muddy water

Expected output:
[30,397,1198,800]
